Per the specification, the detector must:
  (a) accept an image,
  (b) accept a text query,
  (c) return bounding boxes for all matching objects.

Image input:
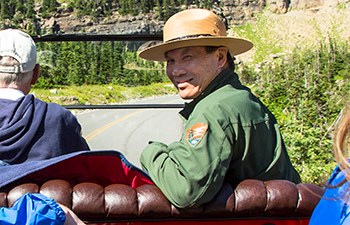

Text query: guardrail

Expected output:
[64,103,184,109]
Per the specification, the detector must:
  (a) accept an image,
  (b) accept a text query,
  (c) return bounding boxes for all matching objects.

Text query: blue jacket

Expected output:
[0,94,89,164]
[0,193,65,225]
[310,165,350,224]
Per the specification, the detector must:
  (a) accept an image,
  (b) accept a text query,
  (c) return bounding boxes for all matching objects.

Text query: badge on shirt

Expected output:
[186,122,208,147]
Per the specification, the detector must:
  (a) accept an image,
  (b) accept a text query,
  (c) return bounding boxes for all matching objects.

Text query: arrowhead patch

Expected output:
[186,122,208,147]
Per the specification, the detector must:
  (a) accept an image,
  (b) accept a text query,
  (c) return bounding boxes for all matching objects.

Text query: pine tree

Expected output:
[0,0,9,20]
[163,0,170,20]
[155,0,163,19]
[129,0,138,16]
[90,42,102,84]
[15,0,25,14]
[73,0,85,17]
[46,0,58,14]
[25,0,36,20]
[41,0,50,18]
[68,42,87,85]
[8,0,17,17]
[140,0,153,13]
[111,42,124,82]
[103,0,113,16]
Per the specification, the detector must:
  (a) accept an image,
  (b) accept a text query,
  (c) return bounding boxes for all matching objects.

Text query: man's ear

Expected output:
[31,64,40,85]
[217,47,228,68]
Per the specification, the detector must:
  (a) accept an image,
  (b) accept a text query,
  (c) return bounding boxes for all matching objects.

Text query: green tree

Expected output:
[41,0,50,18]
[48,0,58,12]
[0,0,10,20]
[66,42,86,85]
[8,0,17,16]
[240,39,350,184]
[155,0,163,19]
[73,0,86,17]
[140,0,153,13]
[41,0,58,17]
[25,0,36,20]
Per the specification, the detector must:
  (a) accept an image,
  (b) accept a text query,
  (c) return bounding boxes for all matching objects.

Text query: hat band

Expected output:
[0,65,21,74]
[166,34,213,43]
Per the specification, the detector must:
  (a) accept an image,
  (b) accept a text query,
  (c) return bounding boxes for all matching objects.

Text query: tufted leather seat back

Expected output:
[0,179,324,223]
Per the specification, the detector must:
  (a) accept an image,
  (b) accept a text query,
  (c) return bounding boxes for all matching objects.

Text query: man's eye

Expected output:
[183,55,192,61]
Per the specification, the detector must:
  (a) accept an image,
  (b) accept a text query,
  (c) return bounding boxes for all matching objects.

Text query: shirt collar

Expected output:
[179,68,240,119]
[0,88,25,100]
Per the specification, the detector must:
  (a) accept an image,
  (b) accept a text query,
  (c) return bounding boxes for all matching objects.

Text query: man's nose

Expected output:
[171,66,186,77]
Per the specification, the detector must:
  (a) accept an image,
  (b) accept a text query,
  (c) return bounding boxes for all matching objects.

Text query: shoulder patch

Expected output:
[186,122,208,147]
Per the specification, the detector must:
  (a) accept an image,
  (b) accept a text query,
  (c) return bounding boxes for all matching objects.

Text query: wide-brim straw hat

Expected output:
[138,8,253,61]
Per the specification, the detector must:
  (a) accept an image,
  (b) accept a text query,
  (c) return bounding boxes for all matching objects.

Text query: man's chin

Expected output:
[178,92,196,100]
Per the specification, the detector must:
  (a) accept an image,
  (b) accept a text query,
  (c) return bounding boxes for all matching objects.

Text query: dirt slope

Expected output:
[236,1,350,61]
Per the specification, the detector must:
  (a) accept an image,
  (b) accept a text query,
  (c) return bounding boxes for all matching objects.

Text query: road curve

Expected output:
[76,95,186,167]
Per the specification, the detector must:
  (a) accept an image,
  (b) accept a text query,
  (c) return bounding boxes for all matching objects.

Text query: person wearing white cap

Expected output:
[0,29,88,224]
[0,28,90,164]
[139,8,301,208]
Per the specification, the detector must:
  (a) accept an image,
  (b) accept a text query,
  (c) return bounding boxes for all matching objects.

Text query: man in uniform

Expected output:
[138,8,301,208]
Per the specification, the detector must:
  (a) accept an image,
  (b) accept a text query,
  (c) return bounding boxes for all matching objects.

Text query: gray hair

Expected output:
[0,56,33,86]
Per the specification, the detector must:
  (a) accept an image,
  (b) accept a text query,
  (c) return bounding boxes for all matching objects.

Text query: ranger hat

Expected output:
[138,8,253,61]
[0,29,37,74]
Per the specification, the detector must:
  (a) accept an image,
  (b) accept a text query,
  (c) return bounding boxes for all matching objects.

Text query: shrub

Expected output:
[240,39,350,184]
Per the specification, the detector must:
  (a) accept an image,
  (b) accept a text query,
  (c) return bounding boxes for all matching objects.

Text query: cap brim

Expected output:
[138,36,253,61]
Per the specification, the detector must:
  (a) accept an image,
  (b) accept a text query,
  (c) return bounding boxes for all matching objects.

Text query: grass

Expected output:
[31,82,178,105]
[231,12,284,63]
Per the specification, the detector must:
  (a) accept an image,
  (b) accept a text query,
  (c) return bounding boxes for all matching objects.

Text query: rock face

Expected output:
[47,0,327,35]
[266,0,325,14]
[221,0,266,25]
[268,0,290,13]
[290,0,325,10]
[221,0,325,18]
[49,12,164,35]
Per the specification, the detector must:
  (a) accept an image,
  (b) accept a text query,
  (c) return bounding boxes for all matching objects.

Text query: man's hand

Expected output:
[58,204,86,225]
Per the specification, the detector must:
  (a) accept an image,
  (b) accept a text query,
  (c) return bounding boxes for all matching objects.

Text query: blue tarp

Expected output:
[0,193,65,225]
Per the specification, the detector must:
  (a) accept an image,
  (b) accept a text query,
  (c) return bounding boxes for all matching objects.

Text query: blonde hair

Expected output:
[333,105,350,182]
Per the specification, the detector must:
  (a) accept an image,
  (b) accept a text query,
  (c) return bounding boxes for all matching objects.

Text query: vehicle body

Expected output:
[0,34,324,224]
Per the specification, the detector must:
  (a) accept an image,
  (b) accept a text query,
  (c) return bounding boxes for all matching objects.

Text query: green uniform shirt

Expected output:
[140,68,301,208]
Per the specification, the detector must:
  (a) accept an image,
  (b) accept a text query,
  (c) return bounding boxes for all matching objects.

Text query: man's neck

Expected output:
[0,88,25,100]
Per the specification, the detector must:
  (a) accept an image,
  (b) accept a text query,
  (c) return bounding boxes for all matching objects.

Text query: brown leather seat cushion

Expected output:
[0,179,324,223]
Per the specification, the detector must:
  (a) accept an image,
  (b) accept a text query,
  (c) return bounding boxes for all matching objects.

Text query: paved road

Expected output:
[76,95,186,167]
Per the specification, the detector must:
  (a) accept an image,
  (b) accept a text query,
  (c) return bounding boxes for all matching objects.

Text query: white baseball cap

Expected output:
[0,29,37,73]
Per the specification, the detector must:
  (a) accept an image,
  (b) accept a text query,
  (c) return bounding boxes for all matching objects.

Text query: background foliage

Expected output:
[36,41,166,87]
[239,40,350,184]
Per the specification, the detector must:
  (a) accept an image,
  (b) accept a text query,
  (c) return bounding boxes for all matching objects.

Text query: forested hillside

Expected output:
[0,0,222,35]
